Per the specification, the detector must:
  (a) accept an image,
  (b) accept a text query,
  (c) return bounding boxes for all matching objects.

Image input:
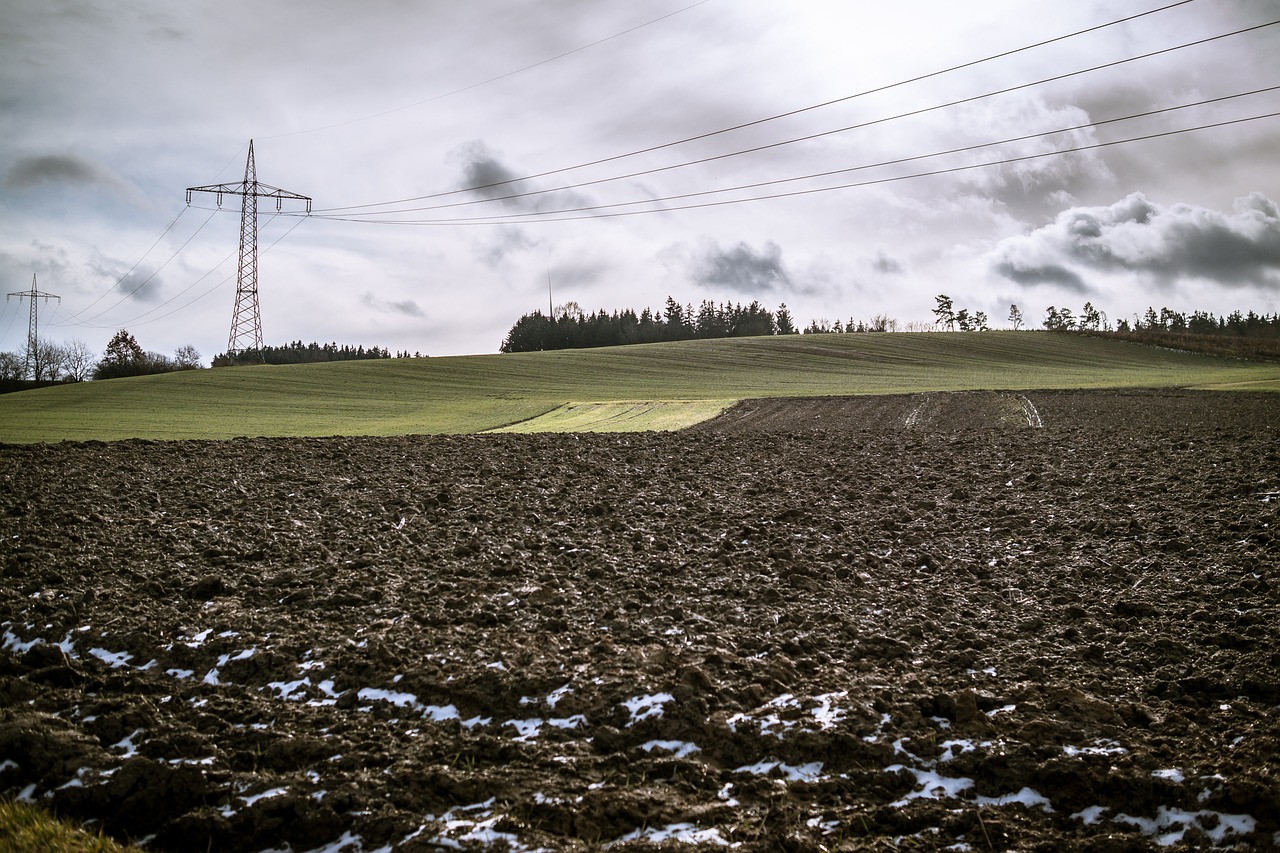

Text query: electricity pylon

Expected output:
[186,140,311,358]
[6,273,60,379]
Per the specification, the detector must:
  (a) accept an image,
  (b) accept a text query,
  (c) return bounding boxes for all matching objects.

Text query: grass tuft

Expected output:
[0,799,142,853]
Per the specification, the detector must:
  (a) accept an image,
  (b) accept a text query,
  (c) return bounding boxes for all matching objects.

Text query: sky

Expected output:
[2,0,1279,361]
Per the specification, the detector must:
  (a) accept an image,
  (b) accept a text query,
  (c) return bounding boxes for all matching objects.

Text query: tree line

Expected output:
[0,330,203,390]
[499,297,920,352]
[211,341,398,367]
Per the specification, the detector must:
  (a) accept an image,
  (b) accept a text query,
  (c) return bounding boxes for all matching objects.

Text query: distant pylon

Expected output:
[186,140,311,359]
[6,273,60,379]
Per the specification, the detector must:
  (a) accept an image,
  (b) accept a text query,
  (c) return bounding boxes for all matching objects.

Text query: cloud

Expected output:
[86,257,164,303]
[6,154,104,187]
[871,249,902,275]
[691,240,792,295]
[989,193,1280,292]
[5,153,144,207]
[360,291,425,317]
[452,140,525,202]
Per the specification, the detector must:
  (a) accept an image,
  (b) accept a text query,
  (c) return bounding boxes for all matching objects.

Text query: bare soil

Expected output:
[1,389,1278,852]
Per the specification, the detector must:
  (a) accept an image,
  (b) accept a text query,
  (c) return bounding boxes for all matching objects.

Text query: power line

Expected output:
[112,214,308,331]
[312,110,1280,226]
[261,0,713,140]
[317,22,1279,221]
[57,213,307,332]
[52,208,220,329]
[55,206,194,324]
[312,0,1206,214]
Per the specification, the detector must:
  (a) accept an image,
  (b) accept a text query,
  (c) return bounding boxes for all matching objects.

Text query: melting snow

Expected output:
[357,687,418,708]
[641,740,701,758]
[1063,740,1127,757]
[887,766,975,805]
[1072,805,1109,825]
[546,684,572,709]
[975,787,1053,811]
[622,692,673,725]
[612,822,735,847]
[241,786,289,806]
[88,648,133,668]
[1113,806,1257,847]
[734,760,824,783]
[111,729,144,758]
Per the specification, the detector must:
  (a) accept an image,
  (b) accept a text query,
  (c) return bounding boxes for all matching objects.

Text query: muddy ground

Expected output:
[1,389,1278,852]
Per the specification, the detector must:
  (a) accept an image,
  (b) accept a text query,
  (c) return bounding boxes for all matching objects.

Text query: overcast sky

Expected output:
[2,0,1278,360]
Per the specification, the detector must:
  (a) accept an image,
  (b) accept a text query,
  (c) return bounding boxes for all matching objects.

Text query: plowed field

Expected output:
[2,390,1278,851]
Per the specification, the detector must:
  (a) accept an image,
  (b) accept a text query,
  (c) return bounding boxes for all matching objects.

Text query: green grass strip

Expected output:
[0,332,1275,442]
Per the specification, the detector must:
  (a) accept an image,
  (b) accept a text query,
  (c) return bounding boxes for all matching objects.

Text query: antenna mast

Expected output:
[6,273,60,380]
[186,140,311,359]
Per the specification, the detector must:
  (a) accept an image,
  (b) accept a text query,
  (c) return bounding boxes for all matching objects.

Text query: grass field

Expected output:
[0,331,1276,442]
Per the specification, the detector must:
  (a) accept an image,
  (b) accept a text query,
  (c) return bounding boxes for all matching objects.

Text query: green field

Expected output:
[0,332,1276,442]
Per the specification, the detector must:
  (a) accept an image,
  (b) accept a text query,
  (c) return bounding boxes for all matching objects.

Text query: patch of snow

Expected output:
[622,692,674,726]
[422,704,460,722]
[985,704,1016,717]
[166,668,194,680]
[485,661,507,670]
[241,786,289,806]
[506,719,543,742]
[1113,806,1256,847]
[185,629,212,647]
[548,715,586,730]
[1153,768,1185,784]
[0,759,17,773]
[887,766,974,805]
[612,822,735,847]
[1072,805,1109,825]
[267,678,311,699]
[88,648,133,668]
[734,760,824,783]
[976,787,1053,811]
[546,684,572,709]
[938,739,986,762]
[111,728,144,758]
[358,687,418,708]
[16,783,37,803]
[1063,740,1127,757]
[811,692,847,729]
[641,740,701,758]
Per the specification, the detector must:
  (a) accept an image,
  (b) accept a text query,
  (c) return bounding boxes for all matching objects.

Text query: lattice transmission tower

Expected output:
[186,140,311,358]
[6,273,60,379]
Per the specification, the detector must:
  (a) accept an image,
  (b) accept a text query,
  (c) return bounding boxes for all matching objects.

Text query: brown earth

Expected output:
[1,389,1278,852]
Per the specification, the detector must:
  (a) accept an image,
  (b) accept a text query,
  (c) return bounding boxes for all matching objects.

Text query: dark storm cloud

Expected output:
[5,154,108,188]
[693,240,792,295]
[991,193,1280,291]
[992,260,1089,293]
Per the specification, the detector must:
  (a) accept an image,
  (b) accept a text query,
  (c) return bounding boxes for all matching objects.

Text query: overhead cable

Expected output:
[312,0,1204,213]
[318,22,1279,220]
[308,110,1280,225]
[261,0,713,140]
